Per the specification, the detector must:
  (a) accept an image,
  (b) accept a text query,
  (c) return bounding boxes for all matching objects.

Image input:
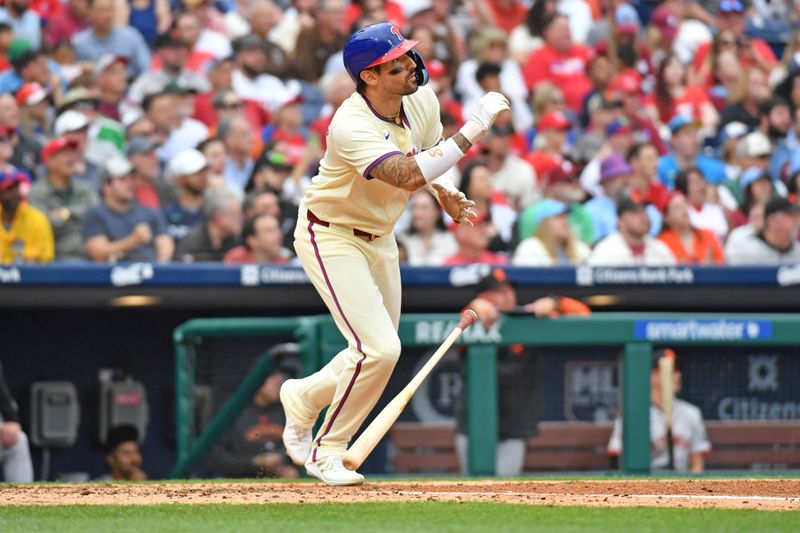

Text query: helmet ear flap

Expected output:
[407,49,429,86]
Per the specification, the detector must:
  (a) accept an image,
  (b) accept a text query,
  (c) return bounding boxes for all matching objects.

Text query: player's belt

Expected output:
[307,210,381,242]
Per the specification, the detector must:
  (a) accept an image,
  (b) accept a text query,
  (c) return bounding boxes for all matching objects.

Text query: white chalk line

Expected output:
[395,490,800,503]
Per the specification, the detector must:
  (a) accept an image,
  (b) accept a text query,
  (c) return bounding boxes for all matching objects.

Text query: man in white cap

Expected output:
[82,156,174,262]
[53,109,104,192]
[163,148,209,243]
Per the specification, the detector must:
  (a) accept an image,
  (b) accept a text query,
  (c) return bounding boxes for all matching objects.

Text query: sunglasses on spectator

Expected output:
[0,134,14,143]
[219,101,243,109]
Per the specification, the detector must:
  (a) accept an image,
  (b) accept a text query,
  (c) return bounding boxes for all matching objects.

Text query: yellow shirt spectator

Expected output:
[0,202,55,264]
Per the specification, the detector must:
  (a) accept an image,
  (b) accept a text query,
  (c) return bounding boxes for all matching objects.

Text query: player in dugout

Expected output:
[458,267,591,476]
[607,349,711,472]
[279,22,510,485]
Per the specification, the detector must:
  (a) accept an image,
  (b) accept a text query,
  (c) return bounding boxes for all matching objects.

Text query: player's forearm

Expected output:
[155,235,174,263]
[371,133,473,192]
[86,234,140,262]
[370,154,428,191]
[450,132,472,154]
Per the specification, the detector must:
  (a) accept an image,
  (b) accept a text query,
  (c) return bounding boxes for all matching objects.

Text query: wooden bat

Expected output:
[658,349,676,470]
[342,309,478,471]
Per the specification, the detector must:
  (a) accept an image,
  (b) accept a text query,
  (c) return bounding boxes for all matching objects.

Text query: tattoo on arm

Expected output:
[370,133,472,192]
[452,132,473,154]
[370,154,427,192]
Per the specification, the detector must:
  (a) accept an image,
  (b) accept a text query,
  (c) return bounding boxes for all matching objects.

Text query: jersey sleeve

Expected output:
[328,116,405,180]
[420,86,444,150]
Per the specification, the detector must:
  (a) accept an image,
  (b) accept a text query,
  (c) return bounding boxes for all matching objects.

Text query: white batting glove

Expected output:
[471,92,511,131]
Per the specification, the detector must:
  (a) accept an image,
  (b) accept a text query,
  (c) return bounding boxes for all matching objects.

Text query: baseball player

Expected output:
[607,349,712,472]
[279,22,509,486]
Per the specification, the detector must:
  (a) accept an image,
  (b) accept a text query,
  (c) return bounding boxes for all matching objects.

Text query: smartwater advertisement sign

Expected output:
[634,319,773,342]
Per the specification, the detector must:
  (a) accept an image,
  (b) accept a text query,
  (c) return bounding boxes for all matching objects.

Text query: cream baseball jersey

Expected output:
[303,84,443,236]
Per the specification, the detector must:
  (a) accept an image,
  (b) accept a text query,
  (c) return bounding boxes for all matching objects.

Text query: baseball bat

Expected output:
[342,309,478,471]
[658,350,675,470]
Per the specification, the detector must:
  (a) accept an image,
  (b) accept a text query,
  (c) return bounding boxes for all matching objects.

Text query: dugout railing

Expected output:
[171,313,800,478]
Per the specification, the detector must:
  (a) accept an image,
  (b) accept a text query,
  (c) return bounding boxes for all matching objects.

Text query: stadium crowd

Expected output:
[1,0,800,267]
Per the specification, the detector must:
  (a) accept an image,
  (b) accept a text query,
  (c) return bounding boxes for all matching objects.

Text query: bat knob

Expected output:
[458,309,478,330]
[342,453,359,471]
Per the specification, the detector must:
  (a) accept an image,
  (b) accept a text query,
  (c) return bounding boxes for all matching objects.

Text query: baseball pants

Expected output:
[284,210,402,462]
[0,430,34,482]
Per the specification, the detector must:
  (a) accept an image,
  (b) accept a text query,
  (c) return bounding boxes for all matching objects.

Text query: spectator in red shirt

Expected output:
[443,214,508,266]
[344,0,404,33]
[523,13,594,114]
[45,0,88,50]
[484,0,528,35]
[223,213,291,264]
[644,54,718,131]
[628,143,671,213]
[526,111,570,178]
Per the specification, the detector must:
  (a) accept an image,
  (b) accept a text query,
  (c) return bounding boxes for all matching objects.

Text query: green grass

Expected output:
[1,503,798,533]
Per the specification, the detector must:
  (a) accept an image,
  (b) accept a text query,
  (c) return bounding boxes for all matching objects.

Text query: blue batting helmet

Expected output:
[343,22,428,86]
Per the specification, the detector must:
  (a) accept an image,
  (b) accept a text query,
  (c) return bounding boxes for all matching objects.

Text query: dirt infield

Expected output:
[2,479,799,510]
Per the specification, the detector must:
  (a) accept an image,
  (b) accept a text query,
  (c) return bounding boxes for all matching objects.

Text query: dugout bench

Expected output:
[390,421,800,473]
[172,313,800,478]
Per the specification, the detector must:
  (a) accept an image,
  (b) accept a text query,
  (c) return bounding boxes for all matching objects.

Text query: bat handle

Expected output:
[458,309,478,330]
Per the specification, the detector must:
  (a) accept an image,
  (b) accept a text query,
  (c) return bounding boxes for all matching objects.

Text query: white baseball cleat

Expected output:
[305,455,365,486]
[280,380,313,465]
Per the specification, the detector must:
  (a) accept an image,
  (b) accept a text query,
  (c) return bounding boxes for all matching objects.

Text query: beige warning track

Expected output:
[2,479,799,510]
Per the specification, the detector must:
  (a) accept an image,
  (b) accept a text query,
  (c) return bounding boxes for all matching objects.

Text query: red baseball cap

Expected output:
[0,167,30,191]
[651,6,679,40]
[538,111,571,131]
[547,159,579,184]
[42,137,79,162]
[16,82,48,107]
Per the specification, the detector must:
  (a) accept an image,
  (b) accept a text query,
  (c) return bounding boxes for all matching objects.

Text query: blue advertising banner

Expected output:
[634,319,773,342]
[3,264,800,287]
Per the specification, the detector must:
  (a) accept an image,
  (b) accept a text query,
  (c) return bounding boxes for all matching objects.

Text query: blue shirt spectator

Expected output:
[0,4,41,49]
[658,153,726,188]
[658,116,726,188]
[71,0,151,79]
[82,157,173,262]
[584,195,618,243]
